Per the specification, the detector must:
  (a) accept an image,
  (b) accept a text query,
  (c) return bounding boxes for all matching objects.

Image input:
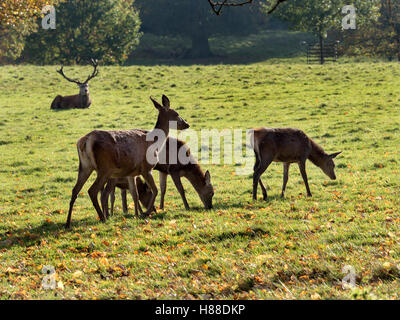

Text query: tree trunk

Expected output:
[187,32,213,59]
[184,0,213,59]
[319,34,325,65]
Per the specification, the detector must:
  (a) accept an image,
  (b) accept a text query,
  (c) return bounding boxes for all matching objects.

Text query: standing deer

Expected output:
[65,95,189,228]
[102,135,214,217]
[51,59,98,110]
[251,128,341,200]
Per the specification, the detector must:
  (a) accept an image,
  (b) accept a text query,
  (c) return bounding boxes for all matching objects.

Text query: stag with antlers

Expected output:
[50,59,99,110]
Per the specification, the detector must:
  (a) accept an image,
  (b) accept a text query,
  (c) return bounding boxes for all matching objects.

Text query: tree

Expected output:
[0,0,56,26]
[380,0,400,60]
[329,0,398,61]
[136,0,266,58]
[270,0,379,64]
[0,0,60,63]
[23,0,142,64]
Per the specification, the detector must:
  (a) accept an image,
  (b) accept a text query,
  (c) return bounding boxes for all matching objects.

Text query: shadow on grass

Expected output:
[212,194,284,210]
[0,217,102,250]
[126,31,315,66]
[209,228,268,242]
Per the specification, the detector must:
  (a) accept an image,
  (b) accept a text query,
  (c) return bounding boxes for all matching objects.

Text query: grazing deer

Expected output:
[51,59,98,110]
[250,128,341,200]
[65,95,189,228]
[102,135,214,216]
[104,176,156,217]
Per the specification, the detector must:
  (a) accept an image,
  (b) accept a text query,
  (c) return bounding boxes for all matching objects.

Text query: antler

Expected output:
[57,66,82,85]
[83,59,99,84]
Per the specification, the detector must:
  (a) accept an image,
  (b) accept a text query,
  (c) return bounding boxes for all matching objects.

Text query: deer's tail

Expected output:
[248,129,259,154]
[77,134,98,171]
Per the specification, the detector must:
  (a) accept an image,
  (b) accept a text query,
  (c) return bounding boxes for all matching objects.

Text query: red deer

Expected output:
[102,135,214,216]
[250,128,341,200]
[51,59,98,109]
[65,95,189,228]
[104,177,156,217]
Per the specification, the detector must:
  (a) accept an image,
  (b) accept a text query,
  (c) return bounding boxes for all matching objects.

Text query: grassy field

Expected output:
[0,59,400,300]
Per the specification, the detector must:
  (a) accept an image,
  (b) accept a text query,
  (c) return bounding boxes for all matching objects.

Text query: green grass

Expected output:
[0,59,400,300]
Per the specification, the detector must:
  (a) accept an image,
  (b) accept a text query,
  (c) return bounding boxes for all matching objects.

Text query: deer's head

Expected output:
[321,152,342,180]
[57,59,99,96]
[199,170,214,209]
[79,83,89,96]
[150,95,190,130]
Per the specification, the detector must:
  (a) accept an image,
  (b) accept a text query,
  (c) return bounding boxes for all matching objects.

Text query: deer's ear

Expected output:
[205,170,211,185]
[329,151,342,159]
[162,95,170,110]
[150,96,163,111]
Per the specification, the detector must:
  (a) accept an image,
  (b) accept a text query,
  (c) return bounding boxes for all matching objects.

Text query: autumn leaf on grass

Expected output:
[255,254,273,265]
[72,270,83,278]
[5,267,20,274]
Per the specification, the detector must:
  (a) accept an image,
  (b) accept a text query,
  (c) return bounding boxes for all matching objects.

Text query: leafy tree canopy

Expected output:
[23,0,142,64]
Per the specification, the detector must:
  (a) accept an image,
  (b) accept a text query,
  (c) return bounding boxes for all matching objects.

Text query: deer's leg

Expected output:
[66,164,93,229]
[159,172,167,210]
[281,163,290,198]
[298,160,312,197]
[259,180,268,200]
[88,174,109,223]
[141,171,158,217]
[127,176,143,216]
[110,186,116,216]
[253,151,260,171]
[101,180,115,219]
[121,189,128,214]
[253,156,273,201]
[171,172,190,210]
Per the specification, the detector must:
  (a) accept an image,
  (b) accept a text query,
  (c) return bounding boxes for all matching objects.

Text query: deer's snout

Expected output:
[179,118,190,130]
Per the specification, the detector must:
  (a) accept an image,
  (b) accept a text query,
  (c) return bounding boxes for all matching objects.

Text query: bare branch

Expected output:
[208,0,253,15]
[207,0,288,15]
[267,0,288,14]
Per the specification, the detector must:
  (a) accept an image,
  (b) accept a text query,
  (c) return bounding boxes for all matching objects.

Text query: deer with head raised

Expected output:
[251,127,341,200]
[65,94,189,228]
[51,59,98,110]
[101,135,214,217]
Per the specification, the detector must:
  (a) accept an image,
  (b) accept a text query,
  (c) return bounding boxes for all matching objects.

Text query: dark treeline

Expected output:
[0,0,399,65]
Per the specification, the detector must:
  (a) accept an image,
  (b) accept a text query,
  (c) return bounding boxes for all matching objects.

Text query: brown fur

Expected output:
[103,134,214,213]
[65,95,189,228]
[50,91,92,109]
[51,60,98,110]
[105,177,156,217]
[251,127,341,200]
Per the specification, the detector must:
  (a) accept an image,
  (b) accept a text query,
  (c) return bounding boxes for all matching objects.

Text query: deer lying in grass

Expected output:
[51,59,98,110]
[250,128,341,200]
[102,135,214,216]
[66,95,189,228]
